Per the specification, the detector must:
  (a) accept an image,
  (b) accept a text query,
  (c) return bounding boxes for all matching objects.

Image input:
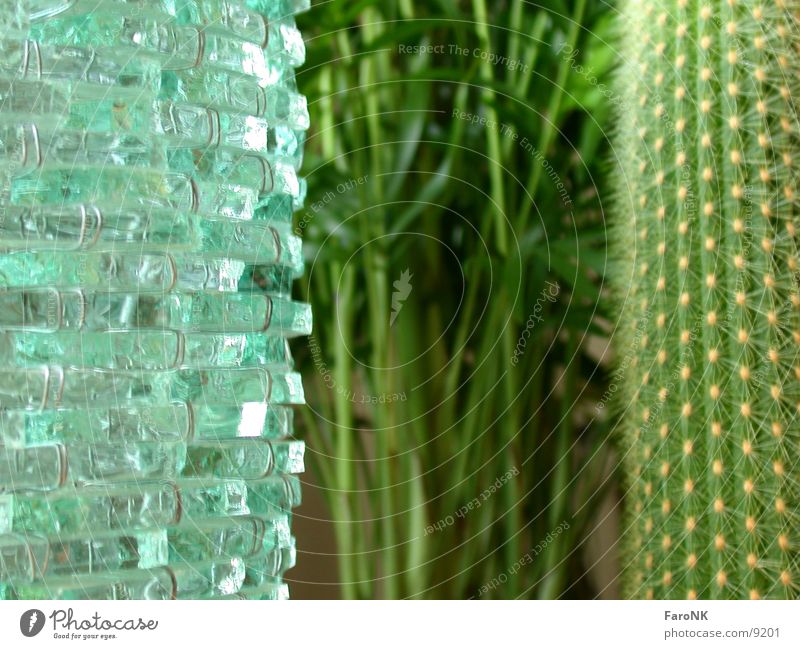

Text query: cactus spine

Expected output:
[613,0,800,599]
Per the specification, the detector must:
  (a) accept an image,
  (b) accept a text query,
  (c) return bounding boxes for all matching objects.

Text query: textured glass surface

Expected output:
[0,0,309,600]
[0,366,305,407]
[0,403,294,446]
[0,438,303,487]
[0,290,311,334]
[0,206,303,267]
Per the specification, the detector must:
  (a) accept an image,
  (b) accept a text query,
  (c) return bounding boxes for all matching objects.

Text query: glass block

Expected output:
[0,79,72,120]
[192,402,294,440]
[0,0,309,601]
[254,192,294,223]
[167,514,291,563]
[0,331,294,369]
[0,124,166,172]
[163,68,269,117]
[244,537,296,584]
[0,206,296,267]
[0,442,188,488]
[0,366,304,408]
[246,0,310,20]
[0,205,196,252]
[30,18,207,71]
[2,566,177,599]
[0,479,250,534]
[243,263,300,297]
[0,402,294,447]
[8,170,265,222]
[0,39,162,96]
[182,439,305,479]
[3,556,249,599]
[163,70,309,129]
[167,149,274,194]
[218,580,288,600]
[0,529,168,581]
[0,252,250,292]
[31,0,270,46]
[172,557,246,598]
[247,474,302,516]
[0,513,294,584]
[0,289,311,336]
[0,403,194,447]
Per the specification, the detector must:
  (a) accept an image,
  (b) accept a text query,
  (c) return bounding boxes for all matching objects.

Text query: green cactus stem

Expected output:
[612,0,800,599]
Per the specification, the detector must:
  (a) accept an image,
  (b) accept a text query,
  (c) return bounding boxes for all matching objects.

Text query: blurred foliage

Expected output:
[294,0,620,598]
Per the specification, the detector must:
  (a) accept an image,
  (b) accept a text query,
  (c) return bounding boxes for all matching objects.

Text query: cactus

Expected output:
[612,0,800,599]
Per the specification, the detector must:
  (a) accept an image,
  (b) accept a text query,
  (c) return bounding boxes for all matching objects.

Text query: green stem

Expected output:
[472,0,508,255]
[542,335,577,593]
[500,316,522,595]
[517,0,586,235]
[502,10,548,161]
[330,261,359,599]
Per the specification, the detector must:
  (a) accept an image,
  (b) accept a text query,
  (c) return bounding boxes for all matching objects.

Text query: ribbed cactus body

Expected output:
[613,0,800,599]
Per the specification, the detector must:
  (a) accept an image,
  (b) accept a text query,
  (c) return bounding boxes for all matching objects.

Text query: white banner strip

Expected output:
[0,600,797,648]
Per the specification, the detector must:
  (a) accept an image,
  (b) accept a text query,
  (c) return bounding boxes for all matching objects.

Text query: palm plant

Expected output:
[294,0,619,599]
